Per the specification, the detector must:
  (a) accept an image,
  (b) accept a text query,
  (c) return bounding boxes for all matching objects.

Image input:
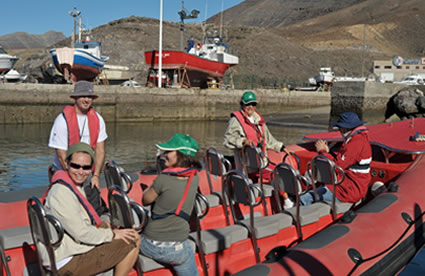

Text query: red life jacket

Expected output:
[62,105,100,150]
[232,111,266,153]
[44,170,102,227]
[151,167,198,221]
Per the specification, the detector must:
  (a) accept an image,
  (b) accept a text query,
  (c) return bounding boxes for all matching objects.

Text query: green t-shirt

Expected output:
[143,173,199,242]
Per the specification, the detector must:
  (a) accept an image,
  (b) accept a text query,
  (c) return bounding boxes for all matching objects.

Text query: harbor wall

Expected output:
[331,81,425,124]
[0,83,330,124]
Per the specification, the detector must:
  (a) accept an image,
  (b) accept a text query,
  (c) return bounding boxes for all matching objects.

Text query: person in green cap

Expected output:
[224,91,290,183]
[140,133,202,276]
[44,142,140,276]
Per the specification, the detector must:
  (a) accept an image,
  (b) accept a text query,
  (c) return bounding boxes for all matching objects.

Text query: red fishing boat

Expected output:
[144,37,239,88]
[1,118,424,275]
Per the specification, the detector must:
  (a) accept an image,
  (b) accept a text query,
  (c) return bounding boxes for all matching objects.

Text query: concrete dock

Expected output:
[0,83,330,124]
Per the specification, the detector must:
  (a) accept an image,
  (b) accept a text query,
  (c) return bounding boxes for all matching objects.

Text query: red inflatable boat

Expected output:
[1,118,424,276]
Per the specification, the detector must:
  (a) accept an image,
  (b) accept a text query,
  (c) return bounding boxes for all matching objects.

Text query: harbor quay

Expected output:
[330,81,425,124]
[0,83,330,124]
[1,82,421,125]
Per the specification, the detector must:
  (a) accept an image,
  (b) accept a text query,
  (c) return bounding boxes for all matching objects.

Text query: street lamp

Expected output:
[178,0,200,50]
[68,7,81,48]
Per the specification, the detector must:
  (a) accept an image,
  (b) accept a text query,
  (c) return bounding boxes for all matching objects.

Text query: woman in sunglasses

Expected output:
[224,91,293,208]
[44,142,140,276]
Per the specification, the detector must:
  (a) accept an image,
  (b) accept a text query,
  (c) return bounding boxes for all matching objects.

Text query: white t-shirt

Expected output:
[48,111,108,169]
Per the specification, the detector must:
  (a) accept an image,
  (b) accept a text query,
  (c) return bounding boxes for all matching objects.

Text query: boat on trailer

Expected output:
[1,118,425,275]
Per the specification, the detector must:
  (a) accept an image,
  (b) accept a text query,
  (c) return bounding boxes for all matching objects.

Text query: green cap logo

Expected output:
[241,91,257,105]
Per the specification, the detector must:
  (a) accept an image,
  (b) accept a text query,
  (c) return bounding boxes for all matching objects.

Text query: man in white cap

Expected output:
[48,80,107,191]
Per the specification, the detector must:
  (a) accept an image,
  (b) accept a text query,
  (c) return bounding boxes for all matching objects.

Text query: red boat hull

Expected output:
[144,50,235,87]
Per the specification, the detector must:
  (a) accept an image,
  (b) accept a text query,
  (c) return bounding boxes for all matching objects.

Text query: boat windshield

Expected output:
[0,48,7,54]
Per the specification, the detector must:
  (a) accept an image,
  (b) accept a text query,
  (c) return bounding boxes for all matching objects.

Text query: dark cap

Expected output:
[71,80,98,99]
[332,112,366,129]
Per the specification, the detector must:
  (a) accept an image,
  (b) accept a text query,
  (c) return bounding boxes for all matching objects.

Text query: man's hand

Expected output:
[113,228,140,245]
[91,175,100,189]
[243,139,255,147]
[315,140,329,153]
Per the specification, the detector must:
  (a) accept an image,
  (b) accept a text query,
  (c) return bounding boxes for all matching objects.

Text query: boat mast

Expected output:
[219,0,224,38]
[159,0,163,88]
[178,0,200,50]
[68,7,81,48]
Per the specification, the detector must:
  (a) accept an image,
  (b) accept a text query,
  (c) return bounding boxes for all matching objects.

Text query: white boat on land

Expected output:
[394,74,425,85]
[0,69,27,83]
[309,67,367,87]
[0,46,18,75]
[50,38,109,82]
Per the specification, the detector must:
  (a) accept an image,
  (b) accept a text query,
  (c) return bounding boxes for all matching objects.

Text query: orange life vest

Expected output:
[62,105,100,150]
[232,110,266,153]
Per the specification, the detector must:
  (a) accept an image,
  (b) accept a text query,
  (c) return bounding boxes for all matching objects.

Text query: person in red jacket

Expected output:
[300,112,372,205]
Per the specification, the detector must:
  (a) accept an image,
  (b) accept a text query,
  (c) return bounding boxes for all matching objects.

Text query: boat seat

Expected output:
[189,224,249,254]
[0,226,33,249]
[238,213,293,239]
[204,193,220,207]
[310,154,351,220]
[285,205,322,226]
[104,160,133,192]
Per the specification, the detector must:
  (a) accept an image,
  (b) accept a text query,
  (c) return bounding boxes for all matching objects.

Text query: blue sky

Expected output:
[0,0,244,37]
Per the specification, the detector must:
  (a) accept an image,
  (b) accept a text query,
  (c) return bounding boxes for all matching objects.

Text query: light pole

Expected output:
[158,0,163,88]
[68,7,81,48]
[178,0,200,50]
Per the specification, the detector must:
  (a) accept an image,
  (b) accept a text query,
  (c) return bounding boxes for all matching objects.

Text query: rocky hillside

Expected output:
[0,31,65,49]
[9,0,425,88]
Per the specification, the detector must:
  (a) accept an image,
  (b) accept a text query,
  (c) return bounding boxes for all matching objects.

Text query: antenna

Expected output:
[220,0,224,38]
[178,0,200,50]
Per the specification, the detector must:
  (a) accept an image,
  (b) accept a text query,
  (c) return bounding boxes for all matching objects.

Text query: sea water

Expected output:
[0,107,331,192]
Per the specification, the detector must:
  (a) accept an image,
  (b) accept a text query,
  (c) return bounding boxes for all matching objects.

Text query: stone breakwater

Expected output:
[0,84,330,124]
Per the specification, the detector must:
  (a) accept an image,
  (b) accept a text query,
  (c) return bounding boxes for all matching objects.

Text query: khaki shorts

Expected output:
[58,239,136,276]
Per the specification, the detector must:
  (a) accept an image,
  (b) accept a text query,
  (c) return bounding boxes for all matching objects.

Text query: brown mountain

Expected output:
[10,0,425,88]
[0,31,65,49]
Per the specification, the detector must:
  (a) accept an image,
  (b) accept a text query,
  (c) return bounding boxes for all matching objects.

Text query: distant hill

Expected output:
[8,0,425,88]
[207,0,366,28]
[0,31,66,49]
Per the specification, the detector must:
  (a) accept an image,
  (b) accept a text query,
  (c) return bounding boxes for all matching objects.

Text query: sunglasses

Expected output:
[69,162,92,171]
[245,102,257,107]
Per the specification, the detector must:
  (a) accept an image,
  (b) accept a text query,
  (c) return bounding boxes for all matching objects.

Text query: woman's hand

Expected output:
[113,228,140,245]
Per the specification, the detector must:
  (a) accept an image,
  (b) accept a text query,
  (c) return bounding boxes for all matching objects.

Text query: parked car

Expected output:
[121,80,141,87]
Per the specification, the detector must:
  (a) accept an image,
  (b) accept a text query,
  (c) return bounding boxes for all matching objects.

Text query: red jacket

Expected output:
[322,127,372,203]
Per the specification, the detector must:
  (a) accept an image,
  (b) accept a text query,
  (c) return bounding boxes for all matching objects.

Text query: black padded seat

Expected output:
[189,224,249,254]
[0,226,33,249]
[239,213,293,239]
[139,239,196,272]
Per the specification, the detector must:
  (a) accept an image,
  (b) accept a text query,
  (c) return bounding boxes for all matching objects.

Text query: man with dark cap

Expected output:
[48,80,107,189]
[300,112,372,205]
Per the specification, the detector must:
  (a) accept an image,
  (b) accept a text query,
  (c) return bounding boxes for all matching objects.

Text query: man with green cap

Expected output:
[224,91,290,183]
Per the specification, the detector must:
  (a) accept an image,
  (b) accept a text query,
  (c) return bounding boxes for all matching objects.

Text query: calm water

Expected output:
[0,107,332,192]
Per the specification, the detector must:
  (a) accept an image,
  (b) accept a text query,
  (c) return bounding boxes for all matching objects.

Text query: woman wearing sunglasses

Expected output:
[140,133,202,276]
[44,142,140,276]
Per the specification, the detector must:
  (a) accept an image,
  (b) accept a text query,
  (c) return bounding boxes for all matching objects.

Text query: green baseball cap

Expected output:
[241,91,257,105]
[156,133,199,157]
[66,142,96,161]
